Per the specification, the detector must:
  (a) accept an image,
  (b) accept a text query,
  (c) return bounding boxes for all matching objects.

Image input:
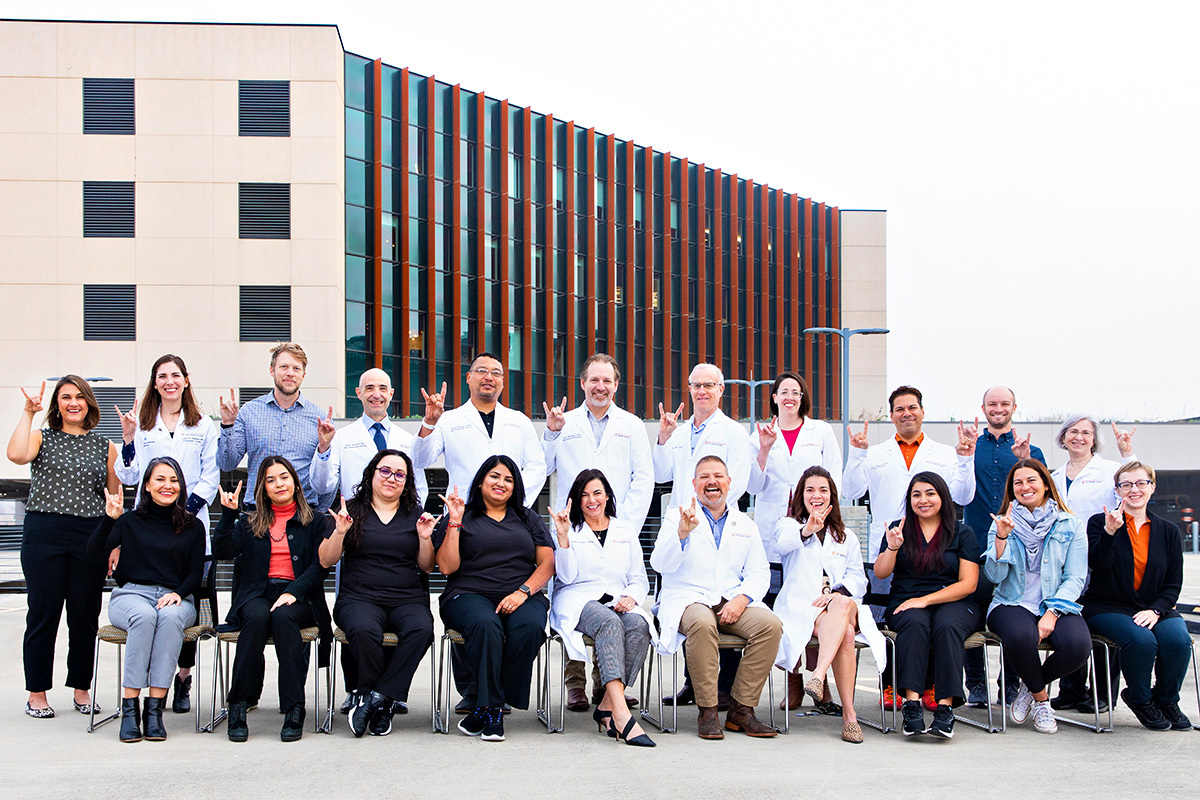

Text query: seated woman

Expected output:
[89,456,205,743]
[548,468,655,747]
[773,466,886,744]
[434,455,554,742]
[1082,461,1191,731]
[320,449,436,737]
[984,459,1089,734]
[213,456,332,743]
[873,471,980,738]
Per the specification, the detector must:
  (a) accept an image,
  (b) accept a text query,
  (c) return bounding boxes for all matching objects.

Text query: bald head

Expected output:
[981,385,1017,433]
[357,369,395,421]
[359,368,391,391]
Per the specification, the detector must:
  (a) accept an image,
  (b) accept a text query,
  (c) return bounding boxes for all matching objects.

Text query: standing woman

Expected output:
[434,455,555,743]
[319,449,437,738]
[8,376,119,719]
[213,456,332,742]
[984,459,1090,734]
[549,468,655,747]
[115,354,219,714]
[773,466,886,743]
[873,472,980,738]
[89,457,206,742]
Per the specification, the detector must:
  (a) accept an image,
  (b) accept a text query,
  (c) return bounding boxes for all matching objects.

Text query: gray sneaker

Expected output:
[1009,683,1034,725]
[1031,699,1057,734]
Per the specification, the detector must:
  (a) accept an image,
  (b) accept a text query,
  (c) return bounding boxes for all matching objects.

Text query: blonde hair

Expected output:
[270,341,308,369]
[1113,460,1156,487]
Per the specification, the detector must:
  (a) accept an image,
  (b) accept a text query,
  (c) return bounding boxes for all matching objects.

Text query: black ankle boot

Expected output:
[281,705,305,742]
[227,700,249,742]
[120,697,142,743]
[143,697,167,741]
[171,674,192,713]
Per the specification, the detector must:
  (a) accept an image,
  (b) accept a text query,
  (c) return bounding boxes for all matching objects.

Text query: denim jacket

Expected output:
[983,511,1087,616]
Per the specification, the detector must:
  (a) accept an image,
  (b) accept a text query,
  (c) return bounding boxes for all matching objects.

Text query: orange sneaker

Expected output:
[883,686,899,711]
[922,688,937,711]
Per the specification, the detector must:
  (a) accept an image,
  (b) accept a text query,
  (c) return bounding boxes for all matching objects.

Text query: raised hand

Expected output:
[421,382,448,426]
[416,512,436,541]
[657,402,686,445]
[327,495,352,536]
[678,497,699,539]
[1111,421,1136,458]
[956,417,979,456]
[848,420,869,450]
[316,405,337,452]
[551,499,572,542]
[116,401,139,444]
[1102,501,1125,534]
[884,522,903,552]
[756,417,779,454]
[1010,428,1033,460]
[20,381,46,415]
[218,480,243,511]
[218,388,239,426]
[543,396,568,432]
[438,485,465,524]
[990,509,1015,539]
[804,503,830,536]
[104,488,124,520]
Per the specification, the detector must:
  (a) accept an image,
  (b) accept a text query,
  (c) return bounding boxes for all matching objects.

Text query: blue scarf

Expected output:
[1011,499,1058,572]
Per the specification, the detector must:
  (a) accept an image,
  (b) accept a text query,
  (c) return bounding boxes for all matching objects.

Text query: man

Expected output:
[543,354,653,712]
[650,455,782,739]
[963,386,1046,707]
[310,367,429,715]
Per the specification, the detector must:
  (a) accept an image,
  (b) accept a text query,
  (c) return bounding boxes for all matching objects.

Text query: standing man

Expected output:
[543,353,653,712]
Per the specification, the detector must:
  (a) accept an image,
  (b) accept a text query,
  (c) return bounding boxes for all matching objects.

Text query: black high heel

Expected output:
[615,715,655,747]
[592,707,616,738]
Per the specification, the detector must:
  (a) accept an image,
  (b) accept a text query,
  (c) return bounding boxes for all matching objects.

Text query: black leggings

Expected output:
[987,605,1091,695]
[887,599,980,703]
[334,598,434,701]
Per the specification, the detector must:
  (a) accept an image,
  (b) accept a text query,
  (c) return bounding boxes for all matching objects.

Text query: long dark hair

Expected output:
[566,468,618,529]
[786,465,845,544]
[344,449,420,550]
[465,454,530,523]
[901,471,956,574]
[248,456,314,538]
[134,456,195,534]
[138,354,203,430]
[768,371,812,419]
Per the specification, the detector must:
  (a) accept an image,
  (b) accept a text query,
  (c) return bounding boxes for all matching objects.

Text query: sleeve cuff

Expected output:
[120,441,136,467]
[185,494,206,514]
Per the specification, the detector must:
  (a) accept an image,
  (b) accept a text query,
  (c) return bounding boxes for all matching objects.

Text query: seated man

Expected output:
[651,455,783,739]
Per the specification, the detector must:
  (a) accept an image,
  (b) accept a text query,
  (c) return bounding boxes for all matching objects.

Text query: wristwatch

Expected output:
[519,584,532,597]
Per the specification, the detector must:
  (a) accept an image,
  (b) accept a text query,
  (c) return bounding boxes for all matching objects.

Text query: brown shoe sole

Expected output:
[724,720,778,737]
[698,729,725,739]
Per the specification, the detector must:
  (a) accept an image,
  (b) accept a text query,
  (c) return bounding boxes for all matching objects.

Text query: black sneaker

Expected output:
[1121,688,1170,731]
[1049,693,1083,711]
[171,673,192,714]
[369,702,396,736]
[349,691,387,738]
[281,705,305,742]
[454,696,476,715]
[457,707,486,736]
[902,699,926,736]
[1075,695,1109,715]
[340,691,359,715]
[966,682,987,709]
[481,707,505,742]
[227,701,249,742]
[1154,700,1192,731]
[928,704,955,739]
[392,700,408,715]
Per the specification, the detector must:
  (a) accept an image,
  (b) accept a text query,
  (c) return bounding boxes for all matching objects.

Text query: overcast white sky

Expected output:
[7,0,1199,421]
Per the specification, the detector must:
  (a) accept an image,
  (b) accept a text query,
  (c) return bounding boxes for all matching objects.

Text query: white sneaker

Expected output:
[1009,683,1034,725]
[1031,700,1058,734]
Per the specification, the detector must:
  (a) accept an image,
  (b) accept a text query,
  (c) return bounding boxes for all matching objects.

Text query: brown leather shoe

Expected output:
[725,699,778,737]
[566,688,590,712]
[697,705,724,739]
[781,671,804,710]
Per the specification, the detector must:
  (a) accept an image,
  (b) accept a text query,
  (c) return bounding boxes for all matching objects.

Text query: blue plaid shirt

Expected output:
[216,391,328,509]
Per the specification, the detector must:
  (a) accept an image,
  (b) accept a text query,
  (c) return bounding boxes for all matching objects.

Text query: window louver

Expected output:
[239,80,290,137]
[239,285,291,341]
[238,183,290,239]
[83,284,136,341]
[83,181,135,238]
[239,387,274,405]
[83,78,135,135]
[90,387,137,442]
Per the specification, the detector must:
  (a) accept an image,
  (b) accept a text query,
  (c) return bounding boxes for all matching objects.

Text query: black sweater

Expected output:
[88,505,206,598]
[1081,511,1182,620]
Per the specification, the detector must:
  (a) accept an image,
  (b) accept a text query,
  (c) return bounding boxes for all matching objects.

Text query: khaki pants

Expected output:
[564,658,601,693]
[679,601,782,709]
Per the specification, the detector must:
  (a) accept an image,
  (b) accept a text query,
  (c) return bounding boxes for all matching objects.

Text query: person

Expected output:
[89,457,206,742]
[772,466,886,743]
[8,376,118,719]
[964,385,1046,707]
[311,367,428,714]
[984,459,1089,734]
[434,455,555,742]
[319,449,436,737]
[213,457,332,742]
[1082,461,1191,731]
[114,354,220,715]
[1048,414,1136,712]
[650,455,783,740]
[543,353,652,711]
[873,472,980,738]
[746,371,842,707]
[217,341,327,510]
[548,469,655,746]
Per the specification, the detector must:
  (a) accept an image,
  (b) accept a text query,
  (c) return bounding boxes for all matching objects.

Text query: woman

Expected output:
[115,354,219,715]
[213,456,332,742]
[773,466,886,743]
[549,469,655,747]
[873,472,980,738]
[434,455,555,743]
[984,459,1089,734]
[747,372,842,708]
[7,376,118,719]
[319,449,436,738]
[89,457,206,742]
[1082,461,1191,731]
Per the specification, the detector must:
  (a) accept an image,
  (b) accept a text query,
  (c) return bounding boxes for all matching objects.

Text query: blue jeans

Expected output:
[1087,612,1192,706]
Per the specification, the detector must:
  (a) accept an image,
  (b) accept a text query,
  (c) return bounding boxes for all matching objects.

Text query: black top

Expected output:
[433,506,553,603]
[88,505,206,598]
[1081,511,1182,620]
[330,506,429,605]
[479,409,496,437]
[884,521,979,608]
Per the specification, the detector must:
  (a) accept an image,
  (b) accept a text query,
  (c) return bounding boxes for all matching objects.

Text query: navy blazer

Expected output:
[1081,511,1182,621]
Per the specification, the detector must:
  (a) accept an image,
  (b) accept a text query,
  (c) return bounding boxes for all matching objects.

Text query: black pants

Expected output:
[334,598,434,701]
[987,605,1092,695]
[228,581,316,712]
[21,512,107,692]
[440,592,548,709]
[887,599,980,703]
[176,559,219,671]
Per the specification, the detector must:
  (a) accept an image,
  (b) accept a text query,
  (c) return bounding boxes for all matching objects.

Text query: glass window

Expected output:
[509,155,523,199]
[382,213,400,263]
[345,158,369,208]
[409,75,426,126]
[345,256,368,303]
[409,219,426,265]
[345,109,371,161]
[461,92,477,142]
[345,206,370,257]
[344,54,370,111]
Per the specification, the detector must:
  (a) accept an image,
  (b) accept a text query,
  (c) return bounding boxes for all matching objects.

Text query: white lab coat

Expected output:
[412,402,546,507]
[309,416,429,506]
[842,436,975,559]
[549,518,656,662]
[746,417,843,563]
[543,404,654,533]
[652,409,753,509]
[771,518,886,672]
[1051,454,1134,522]
[649,506,770,654]
[114,412,220,542]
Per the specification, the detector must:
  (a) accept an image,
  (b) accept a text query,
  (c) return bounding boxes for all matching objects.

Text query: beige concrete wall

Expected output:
[0,21,346,480]
[839,209,887,421]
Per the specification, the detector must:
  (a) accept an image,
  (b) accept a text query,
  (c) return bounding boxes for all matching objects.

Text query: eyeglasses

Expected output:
[689,381,719,391]
[1116,479,1153,492]
[776,390,804,398]
[470,368,504,378]
[376,466,407,482]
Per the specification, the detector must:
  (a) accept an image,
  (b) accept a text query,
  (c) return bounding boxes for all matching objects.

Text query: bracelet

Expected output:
[447,522,461,529]
[886,544,901,551]
[421,419,436,430]
[995,535,1008,540]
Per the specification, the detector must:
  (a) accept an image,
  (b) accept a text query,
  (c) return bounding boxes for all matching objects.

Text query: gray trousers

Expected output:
[574,601,651,688]
[108,584,194,690]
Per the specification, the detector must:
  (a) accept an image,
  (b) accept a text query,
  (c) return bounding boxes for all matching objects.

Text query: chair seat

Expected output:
[218,626,320,645]
[717,633,749,648]
[966,631,1003,649]
[98,625,128,644]
[182,625,215,643]
[444,629,465,645]
[333,627,398,647]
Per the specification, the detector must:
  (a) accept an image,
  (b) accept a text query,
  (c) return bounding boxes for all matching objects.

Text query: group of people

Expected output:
[8,343,1192,748]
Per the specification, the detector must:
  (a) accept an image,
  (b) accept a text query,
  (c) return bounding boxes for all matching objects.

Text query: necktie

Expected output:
[371,421,387,451]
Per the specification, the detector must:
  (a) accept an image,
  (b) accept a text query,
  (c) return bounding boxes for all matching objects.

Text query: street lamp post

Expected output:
[723,377,775,427]
[803,326,889,461]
